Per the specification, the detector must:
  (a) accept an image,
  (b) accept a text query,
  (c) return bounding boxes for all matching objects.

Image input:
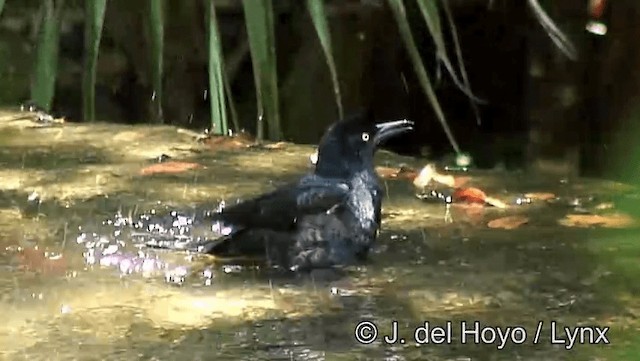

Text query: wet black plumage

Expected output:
[143,112,413,272]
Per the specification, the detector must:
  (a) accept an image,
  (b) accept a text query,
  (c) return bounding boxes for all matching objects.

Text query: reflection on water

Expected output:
[0,176,637,360]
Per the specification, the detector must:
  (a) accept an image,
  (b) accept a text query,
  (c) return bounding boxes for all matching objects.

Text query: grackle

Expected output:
[141,112,414,273]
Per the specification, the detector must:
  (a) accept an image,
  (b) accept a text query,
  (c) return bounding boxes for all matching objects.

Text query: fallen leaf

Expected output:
[453,187,487,204]
[558,213,636,228]
[485,196,508,209]
[488,215,529,229]
[452,187,507,208]
[452,203,486,224]
[205,132,256,150]
[524,192,556,201]
[595,202,614,210]
[140,161,202,175]
[376,166,401,179]
[396,167,418,180]
[18,247,67,275]
[413,164,456,188]
[412,164,435,187]
[262,141,287,150]
[375,166,418,180]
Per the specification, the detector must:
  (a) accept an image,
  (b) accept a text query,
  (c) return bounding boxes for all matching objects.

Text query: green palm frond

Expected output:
[307,0,343,119]
[31,0,65,112]
[205,0,229,135]
[242,0,280,140]
[149,0,165,123]
[82,0,107,122]
[388,0,461,154]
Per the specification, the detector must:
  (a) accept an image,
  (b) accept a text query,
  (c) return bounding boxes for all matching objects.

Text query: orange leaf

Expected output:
[453,187,487,204]
[558,213,636,228]
[524,192,556,201]
[140,161,202,175]
[376,166,418,180]
[396,166,418,180]
[452,203,486,224]
[488,215,529,229]
[19,247,67,275]
[205,134,255,150]
[376,166,401,179]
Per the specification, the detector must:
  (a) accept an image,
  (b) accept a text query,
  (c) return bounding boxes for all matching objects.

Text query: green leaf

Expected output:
[242,0,280,141]
[31,0,65,112]
[204,0,228,135]
[306,0,343,119]
[0,0,6,18]
[441,0,481,125]
[82,0,107,122]
[416,0,483,106]
[527,0,577,60]
[223,67,240,134]
[149,0,165,123]
[416,0,444,51]
[387,0,460,154]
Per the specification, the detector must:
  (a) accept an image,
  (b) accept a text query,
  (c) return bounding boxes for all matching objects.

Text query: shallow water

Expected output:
[2,179,637,360]
[0,114,639,360]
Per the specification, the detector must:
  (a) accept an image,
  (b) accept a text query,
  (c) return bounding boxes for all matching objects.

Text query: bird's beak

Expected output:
[374,119,414,145]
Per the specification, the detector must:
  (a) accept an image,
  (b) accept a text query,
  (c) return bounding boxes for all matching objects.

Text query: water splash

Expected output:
[74,201,235,285]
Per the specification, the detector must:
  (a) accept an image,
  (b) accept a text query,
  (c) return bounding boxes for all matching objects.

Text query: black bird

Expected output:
[134,112,413,273]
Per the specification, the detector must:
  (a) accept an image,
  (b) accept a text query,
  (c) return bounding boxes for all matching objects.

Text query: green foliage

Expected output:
[148,0,165,123]
[416,0,443,52]
[205,0,228,135]
[82,0,107,122]
[0,0,5,18]
[223,64,240,135]
[441,0,481,125]
[22,0,486,151]
[387,0,461,154]
[242,0,280,141]
[417,0,481,126]
[306,0,343,119]
[31,0,65,112]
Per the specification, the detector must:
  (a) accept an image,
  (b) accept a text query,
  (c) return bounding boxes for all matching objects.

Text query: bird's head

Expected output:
[314,111,414,178]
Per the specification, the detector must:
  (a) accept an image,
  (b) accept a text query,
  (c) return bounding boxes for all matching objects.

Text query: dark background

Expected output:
[0,0,638,178]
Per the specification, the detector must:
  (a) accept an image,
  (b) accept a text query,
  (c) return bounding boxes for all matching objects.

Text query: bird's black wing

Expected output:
[136,175,351,254]
[211,175,349,230]
[193,175,352,254]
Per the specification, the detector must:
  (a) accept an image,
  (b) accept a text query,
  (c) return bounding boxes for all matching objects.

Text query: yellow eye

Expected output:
[361,132,370,141]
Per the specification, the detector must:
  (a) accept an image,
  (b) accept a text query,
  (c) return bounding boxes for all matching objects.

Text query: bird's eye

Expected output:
[361,132,370,142]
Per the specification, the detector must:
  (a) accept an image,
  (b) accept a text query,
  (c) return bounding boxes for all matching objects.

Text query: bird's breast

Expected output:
[347,174,380,231]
